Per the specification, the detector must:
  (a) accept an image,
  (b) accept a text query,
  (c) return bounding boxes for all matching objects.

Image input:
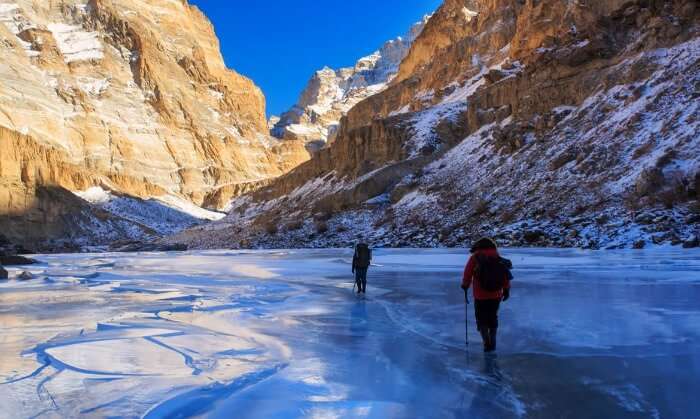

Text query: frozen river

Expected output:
[1,248,699,418]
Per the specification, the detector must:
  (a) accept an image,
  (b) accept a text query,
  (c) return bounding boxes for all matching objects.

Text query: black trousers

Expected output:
[474,299,501,330]
[355,267,368,290]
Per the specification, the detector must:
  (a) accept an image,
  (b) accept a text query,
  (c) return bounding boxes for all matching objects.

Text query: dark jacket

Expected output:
[352,245,372,270]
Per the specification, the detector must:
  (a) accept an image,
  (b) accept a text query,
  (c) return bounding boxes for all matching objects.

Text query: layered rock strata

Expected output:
[0,0,309,247]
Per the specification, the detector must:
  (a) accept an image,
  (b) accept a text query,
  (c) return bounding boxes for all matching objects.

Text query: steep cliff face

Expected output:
[174,0,700,250]
[0,0,308,247]
[271,16,429,150]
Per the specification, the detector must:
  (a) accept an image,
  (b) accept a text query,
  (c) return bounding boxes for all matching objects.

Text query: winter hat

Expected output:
[470,237,497,253]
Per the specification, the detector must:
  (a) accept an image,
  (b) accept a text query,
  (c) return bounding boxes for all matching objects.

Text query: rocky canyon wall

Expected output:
[173,0,700,250]
[0,0,309,247]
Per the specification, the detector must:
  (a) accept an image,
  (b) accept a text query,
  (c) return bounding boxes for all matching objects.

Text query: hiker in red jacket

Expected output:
[462,238,512,352]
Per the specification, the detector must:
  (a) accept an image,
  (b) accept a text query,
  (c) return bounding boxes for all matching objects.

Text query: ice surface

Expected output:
[1,248,699,418]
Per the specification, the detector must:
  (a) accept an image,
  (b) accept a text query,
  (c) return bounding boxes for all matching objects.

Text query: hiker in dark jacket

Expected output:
[462,238,512,352]
[352,243,372,294]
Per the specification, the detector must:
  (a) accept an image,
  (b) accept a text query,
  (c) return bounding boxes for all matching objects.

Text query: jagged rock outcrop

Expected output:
[271,16,430,150]
[173,0,700,250]
[0,0,309,248]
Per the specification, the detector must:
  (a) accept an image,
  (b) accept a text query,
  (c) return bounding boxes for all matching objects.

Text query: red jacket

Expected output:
[462,248,510,300]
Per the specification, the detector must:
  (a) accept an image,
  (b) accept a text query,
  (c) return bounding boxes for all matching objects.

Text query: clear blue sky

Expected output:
[189,0,442,117]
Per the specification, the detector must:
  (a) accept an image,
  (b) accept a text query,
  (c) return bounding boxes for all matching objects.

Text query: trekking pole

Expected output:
[464,289,469,346]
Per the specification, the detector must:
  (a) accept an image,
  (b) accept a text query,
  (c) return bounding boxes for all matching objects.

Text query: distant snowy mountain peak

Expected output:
[272,15,432,149]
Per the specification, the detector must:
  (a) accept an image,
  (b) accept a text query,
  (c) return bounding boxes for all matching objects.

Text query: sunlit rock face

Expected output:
[174,0,700,250]
[0,0,309,246]
[271,16,430,149]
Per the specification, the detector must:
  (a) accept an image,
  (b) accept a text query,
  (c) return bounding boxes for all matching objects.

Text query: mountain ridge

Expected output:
[172,0,700,250]
[271,16,430,150]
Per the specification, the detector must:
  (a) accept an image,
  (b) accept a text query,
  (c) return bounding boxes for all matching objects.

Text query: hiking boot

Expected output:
[488,328,498,352]
[480,329,491,352]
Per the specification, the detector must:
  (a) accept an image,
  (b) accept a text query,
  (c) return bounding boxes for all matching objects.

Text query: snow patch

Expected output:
[462,7,478,21]
[209,89,224,100]
[74,187,224,235]
[48,23,104,63]
[406,101,466,156]
[0,3,33,34]
[156,194,225,222]
[225,126,241,137]
[389,104,410,117]
[395,191,436,209]
[287,123,325,137]
[0,2,40,57]
[77,77,110,96]
[76,186,111,204]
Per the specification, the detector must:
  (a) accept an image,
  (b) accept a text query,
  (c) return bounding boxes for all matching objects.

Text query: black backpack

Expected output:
[474,255,509,291]
[355,244,371,267]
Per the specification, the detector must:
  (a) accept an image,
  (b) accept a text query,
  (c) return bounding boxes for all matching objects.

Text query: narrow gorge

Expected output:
[1,3,700,417]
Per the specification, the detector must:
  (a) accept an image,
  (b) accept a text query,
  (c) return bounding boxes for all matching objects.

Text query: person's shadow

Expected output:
[458,354,508,415]
[349,299,368,337]
[482,354,504,382]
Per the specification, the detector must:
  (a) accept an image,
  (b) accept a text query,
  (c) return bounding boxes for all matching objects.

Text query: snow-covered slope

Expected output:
[271,16,430,149]
[172,0,700,250]
[75,187,223,237]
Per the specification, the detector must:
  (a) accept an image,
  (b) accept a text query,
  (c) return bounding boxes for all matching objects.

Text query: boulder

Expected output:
[108,239,140,251]
[682,236,699,249]
[635,167,664,196]
[0,255,36,266]
[0,266,7,280]
[159,243,189,252]
[484,69,508,84]
[110,241,188,252]
[523,230,545,243]
[18,271,34,280]
[634,213,655,225]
